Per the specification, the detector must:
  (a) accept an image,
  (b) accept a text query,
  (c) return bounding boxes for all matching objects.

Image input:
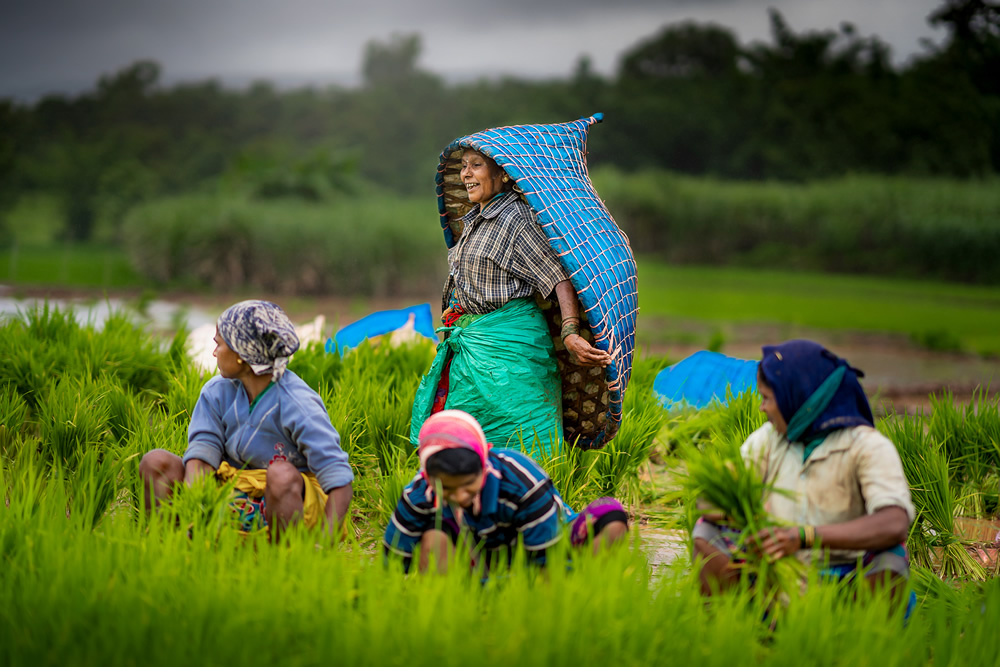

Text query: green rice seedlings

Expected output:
[0,383,29,455]
[158,362,214,420]
[159,471,242,540]
[62,446,125,529]
[102,376,154,448]
[86,310,171,394]
[881,413,987,580]
[35,376,112,466]
[679,435,805,603]
[591,436,636,501]
[20,301,81,344]
[530,438,600,511]
[929,388,1000,503]
[322,385,371,465]
[287,339,344,389]
[661,387,765,454]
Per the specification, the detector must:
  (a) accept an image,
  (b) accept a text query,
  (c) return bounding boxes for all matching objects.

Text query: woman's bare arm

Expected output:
[554,280,612,368]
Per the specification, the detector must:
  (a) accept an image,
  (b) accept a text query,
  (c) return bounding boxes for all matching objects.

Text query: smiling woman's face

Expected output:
[460,149,505,205]
[428,471,484,509]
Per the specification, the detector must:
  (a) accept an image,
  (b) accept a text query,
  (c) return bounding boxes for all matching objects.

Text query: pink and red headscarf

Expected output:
[417,410,500,515]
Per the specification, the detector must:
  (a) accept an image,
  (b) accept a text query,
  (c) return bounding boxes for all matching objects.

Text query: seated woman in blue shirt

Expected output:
[139,300,354,540]
[384,409,628,574]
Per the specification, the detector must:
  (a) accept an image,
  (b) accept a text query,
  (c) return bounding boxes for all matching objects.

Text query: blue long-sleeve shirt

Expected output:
[183,371,353,492]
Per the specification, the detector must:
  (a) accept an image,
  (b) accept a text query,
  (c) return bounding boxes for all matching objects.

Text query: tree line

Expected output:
[0,0,997,243]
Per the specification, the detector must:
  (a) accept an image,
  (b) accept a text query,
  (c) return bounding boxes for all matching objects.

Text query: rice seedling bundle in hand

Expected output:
[679,435,805,602]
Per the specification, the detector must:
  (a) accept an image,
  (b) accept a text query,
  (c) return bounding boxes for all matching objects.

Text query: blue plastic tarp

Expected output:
[653,350,759,410]
[325,303,437,354]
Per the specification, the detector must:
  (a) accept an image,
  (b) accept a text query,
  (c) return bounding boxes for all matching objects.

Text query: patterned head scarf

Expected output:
[418,410,501,516]
[758,340,873,445]
[217,300,300,381]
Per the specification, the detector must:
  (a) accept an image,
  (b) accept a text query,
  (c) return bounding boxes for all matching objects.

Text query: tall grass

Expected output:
[596,168,1000,284]
[121,194,446,296]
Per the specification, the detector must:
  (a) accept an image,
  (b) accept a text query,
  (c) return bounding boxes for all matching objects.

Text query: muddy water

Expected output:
[0,290,218,332]
[637,526,688,575]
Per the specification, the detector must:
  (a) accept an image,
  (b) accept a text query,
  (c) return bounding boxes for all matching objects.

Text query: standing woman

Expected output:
[139,300,354,540]
[411,115,637,455]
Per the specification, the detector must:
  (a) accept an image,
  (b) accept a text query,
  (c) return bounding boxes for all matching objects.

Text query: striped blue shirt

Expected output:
[384,448,575,569]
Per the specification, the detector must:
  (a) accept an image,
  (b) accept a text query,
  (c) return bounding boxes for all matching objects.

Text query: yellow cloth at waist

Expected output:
[216,461,328,529]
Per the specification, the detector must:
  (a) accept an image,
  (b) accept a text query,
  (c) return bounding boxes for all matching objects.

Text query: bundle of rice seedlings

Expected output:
[881,412,987,580]
[35,376,112,466]
[531,438,600,512]
[929,389,1000,514]
[679,435,804,603]
[0,384,29,455]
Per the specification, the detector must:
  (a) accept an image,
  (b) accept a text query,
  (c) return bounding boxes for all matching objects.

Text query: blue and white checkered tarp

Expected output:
[436,113,637,448]
[653,351,759,410]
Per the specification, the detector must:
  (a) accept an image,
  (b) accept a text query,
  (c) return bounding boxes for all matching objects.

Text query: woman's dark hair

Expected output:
[756,365,771,390]
[425,448,483,477]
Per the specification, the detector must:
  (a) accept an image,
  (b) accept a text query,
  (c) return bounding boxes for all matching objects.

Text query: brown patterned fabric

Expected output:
[536,297,614,449]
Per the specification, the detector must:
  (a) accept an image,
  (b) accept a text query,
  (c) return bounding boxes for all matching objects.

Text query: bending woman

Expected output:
[387,410,628,574]
[411,149,611,454]
[693,340,914,603]
[139,300,354,540]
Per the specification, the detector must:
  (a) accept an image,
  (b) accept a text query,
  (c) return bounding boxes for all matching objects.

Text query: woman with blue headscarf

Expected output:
[139,300,354,541]
[693,340,914,602]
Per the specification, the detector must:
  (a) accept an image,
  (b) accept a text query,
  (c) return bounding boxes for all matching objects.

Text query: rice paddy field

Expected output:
[3,304,1000,666]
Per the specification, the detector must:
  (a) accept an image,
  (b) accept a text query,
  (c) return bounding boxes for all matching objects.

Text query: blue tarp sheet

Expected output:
[325,303,437,354]
[653,350,759,409]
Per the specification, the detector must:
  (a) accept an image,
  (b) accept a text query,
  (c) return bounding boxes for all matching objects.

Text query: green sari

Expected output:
[410,298,562,455]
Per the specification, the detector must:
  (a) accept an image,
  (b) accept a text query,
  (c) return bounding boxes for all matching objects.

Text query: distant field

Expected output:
[636,259,1000,357]
[0,245,143,289]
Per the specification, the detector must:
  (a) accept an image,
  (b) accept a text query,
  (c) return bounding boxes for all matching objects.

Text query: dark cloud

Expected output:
[0,0,945,100]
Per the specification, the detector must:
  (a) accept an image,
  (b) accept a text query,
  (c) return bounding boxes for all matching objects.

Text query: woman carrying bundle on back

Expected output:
[412,146,611,455]
[385,410,628,574]
[693,340,915,606]
[139,300,354,540]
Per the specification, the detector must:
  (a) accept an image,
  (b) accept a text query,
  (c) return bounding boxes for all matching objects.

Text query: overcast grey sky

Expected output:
[1,0,948,100]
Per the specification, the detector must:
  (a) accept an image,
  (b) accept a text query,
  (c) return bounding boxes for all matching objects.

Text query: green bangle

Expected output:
[797,526,806,549]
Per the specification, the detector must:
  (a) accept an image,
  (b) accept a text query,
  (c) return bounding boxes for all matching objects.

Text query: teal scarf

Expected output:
[785,366,846,462]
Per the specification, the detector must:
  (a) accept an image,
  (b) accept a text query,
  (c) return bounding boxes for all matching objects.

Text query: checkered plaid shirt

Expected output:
[443,192,568,314]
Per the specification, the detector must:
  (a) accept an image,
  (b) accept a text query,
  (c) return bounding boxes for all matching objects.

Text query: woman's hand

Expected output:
[183,458,214,486]
[553,280,613,368]
[564,333,612,367]
[751,526,801,561]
